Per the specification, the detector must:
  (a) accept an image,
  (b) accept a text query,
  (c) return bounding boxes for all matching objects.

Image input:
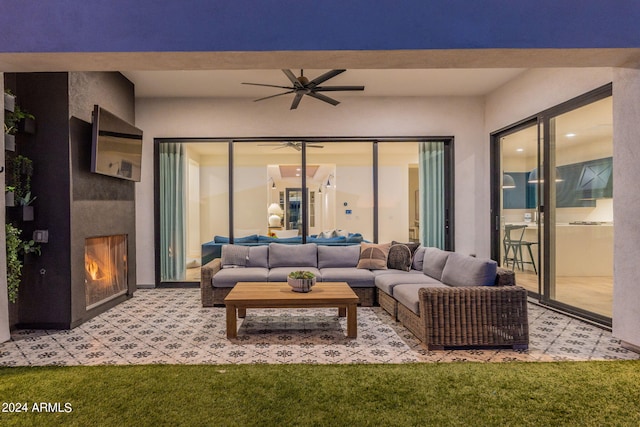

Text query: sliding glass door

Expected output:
[492,85,613,325]
[157,137,454,285]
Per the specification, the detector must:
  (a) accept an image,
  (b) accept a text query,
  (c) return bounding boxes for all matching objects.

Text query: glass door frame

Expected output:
[490,83,613,326]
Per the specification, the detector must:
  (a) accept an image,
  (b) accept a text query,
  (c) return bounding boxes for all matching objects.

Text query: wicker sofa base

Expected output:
[377,289,398,320]
[382,285,529,350]
[205,285,375,307]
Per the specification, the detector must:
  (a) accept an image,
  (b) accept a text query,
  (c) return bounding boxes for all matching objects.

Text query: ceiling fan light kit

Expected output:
[242,69,365,110]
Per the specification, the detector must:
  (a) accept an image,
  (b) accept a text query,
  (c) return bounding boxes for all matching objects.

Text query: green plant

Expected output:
[10,155,33,200]
[4,104,35,135]
[5,185,15,193]
[5,223,40,303]
[5,223,23,303]
[18,191,36,206]
[288,270,315,280]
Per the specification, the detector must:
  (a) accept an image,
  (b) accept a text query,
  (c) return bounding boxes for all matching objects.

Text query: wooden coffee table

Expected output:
[224,282,359,339]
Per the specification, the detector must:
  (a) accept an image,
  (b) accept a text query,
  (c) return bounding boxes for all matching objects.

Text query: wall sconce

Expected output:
[502,174,516,189]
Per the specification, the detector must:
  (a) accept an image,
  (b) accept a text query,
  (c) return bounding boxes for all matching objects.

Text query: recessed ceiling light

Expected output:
[565,133,576,138]
[516,148,524,152]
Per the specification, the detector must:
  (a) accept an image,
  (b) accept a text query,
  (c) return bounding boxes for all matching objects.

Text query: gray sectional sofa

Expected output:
[200,242,529,349]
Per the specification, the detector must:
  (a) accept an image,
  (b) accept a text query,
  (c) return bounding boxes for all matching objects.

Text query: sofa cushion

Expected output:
[268,267,322,282]
[212,267,269,288]
[394,283,449,314]
[246,246,269,268]
[221,244,250,268]
[423,247,451,280]
[374,272,441,295]
[319,268,375,288]
[356,242,391,270]
[387,244,412,272]
[268,243,318,268]
[441,252,498,287]
[412,246,426,271]
[318,245,361,268]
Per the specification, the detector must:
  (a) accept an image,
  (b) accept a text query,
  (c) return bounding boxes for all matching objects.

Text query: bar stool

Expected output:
[503,224,538,274]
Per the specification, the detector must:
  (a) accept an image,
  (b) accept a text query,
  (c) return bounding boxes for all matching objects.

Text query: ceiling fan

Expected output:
[257,141,324,151]
[242,69,365,110]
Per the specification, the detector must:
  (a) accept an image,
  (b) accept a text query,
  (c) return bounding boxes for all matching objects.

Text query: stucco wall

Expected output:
[484,67,640,347]
[134,95,486,285]
[612,67,640,348]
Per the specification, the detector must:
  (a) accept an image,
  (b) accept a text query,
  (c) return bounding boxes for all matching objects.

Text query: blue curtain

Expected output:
[419,141,445,249]
[160,143,186,281]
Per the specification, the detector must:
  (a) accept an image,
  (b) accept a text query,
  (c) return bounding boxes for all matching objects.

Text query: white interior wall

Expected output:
[135,95,486,285]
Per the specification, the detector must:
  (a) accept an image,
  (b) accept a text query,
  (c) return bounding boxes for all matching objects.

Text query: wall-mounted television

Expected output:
[91,105,143,182]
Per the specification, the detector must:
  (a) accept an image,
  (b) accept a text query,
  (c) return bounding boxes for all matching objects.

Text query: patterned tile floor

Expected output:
[0,288,637,366]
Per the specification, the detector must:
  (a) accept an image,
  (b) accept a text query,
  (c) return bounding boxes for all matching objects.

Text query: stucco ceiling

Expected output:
[3,47,638,99]
[121,68,526,98]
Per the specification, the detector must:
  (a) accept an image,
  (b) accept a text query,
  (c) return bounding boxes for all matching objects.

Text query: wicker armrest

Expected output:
[200,258,221,307]
[418,285,529,349]
[495,267,516,286]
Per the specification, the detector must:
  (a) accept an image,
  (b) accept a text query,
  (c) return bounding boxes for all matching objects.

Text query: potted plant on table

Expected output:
[287,270,316,293]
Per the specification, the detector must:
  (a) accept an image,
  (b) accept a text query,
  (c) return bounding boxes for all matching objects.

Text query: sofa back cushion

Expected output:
[412,246,426,271]
[268,243,318,268]
[318,245,361,268]
[423,247,451,280]
[441,252,497,287]
[247,245,269,268]
[221,244,250,268]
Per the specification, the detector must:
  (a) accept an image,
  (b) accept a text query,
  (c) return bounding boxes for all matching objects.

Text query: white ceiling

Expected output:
[121,68,526,98]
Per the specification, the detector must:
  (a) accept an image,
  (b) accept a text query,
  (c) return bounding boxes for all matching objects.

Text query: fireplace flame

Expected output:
[85,255,101,281]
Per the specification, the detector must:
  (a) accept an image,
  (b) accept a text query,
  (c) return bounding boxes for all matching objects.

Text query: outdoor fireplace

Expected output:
[85,235,128,310]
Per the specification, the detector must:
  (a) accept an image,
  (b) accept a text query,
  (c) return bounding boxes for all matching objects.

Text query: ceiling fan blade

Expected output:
[290,93,304,110]
[307,144,324,148]
[306,91,340,106]
[309,69,345,87]
[282,69,303,88]
[313,85,365,92]
[242,82,293,90]
[253,90,295,102]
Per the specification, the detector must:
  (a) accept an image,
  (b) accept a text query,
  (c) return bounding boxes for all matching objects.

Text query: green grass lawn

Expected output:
[1,361,639,426]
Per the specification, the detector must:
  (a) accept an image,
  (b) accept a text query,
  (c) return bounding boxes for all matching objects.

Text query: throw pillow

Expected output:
[387,244,412,271]
[221,244,250,268]
[391,240,420,257]
[356,242,391,270]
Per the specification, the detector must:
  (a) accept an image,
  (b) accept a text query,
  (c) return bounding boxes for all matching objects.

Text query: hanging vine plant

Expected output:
[6,223,23,303]
[10,155,33,200]
[5,223,41,303]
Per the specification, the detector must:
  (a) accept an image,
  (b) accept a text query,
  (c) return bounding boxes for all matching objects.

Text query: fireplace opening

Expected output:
[85,235,128,310]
